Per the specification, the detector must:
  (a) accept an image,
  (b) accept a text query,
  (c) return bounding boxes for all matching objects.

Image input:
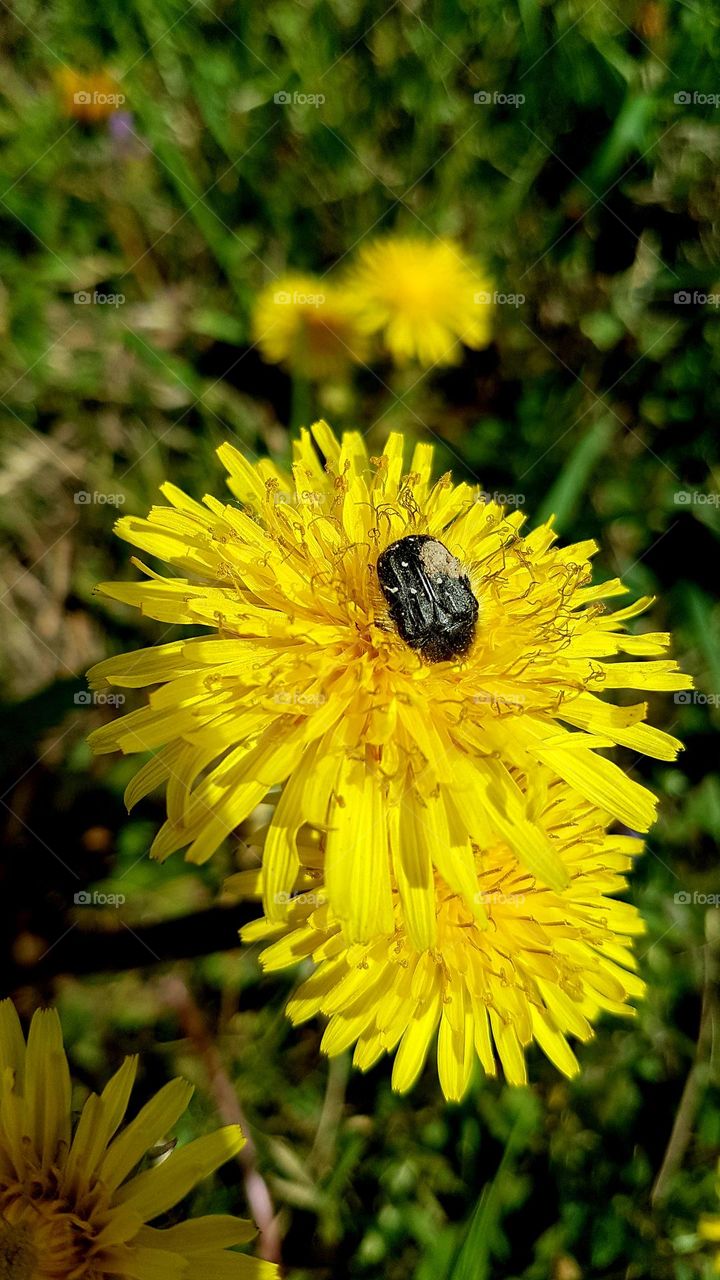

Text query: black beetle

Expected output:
[376,534,478,662]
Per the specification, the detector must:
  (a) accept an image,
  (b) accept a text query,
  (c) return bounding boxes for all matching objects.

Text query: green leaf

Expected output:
[536,416,616,531]
[448,1096,538,1280]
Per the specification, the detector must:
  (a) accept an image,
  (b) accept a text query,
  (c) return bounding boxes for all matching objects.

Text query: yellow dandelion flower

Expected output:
[252,272,368,378]
[346,235,493,365]
[700,1162,720,1272]
[0,1001,276,1280]
[87,422,689,952]
[231,774,645,1100]
[56,69,124,124]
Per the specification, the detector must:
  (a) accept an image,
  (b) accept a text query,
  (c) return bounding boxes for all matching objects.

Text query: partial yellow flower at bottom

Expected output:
[346,235,493,365]
[0,1001,276,1280]
[232,775,646,1102]
[252,272,368,377]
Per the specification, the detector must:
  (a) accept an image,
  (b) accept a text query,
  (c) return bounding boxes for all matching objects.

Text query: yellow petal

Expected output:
[25,1009,71,1163]
[99,1078,194,1192]
[536,746,657,833]
[0,1000,25,1081]
[437,982,475,1102]
[325,760,394,941]
[530,1007,580,1078]
[392,986,442,1093]
[117,1126,245,1221]
[114,1246,186,1279]
[391,797,436,951]
[135,1217,257,1252]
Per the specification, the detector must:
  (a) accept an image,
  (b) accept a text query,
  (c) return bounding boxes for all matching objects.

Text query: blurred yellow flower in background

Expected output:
[346,235,494,365]
[252,272,368,378]
[0,1001,276,1279]
[233,775,645,1100]
[87,422,688,955]
[700,1162,720,1272]
[56,68,125,124]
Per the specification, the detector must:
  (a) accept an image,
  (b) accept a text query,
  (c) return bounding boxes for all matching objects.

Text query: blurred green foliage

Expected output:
[0,0,719,1276]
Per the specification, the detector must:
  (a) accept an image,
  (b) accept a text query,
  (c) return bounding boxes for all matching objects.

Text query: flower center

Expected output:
[0,1220,37,1280]
[0,1193,98,1280]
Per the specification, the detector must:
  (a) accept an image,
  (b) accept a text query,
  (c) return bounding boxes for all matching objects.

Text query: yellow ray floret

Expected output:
[233,778,646,1101]
[0,1001,277,1279]
[87,421,689,949]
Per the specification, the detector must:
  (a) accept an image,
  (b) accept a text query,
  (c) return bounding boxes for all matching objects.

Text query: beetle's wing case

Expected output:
[376,536,437,645]
[376,534,478,659]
